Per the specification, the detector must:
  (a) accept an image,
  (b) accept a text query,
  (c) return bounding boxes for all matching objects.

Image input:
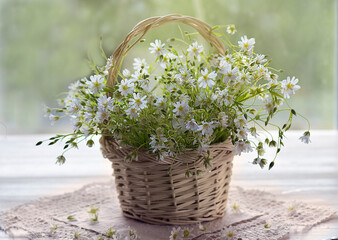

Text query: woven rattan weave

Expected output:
[101,137,234,225]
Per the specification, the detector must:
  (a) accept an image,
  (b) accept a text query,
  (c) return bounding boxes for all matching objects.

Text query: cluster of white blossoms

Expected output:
[43,26,310,169]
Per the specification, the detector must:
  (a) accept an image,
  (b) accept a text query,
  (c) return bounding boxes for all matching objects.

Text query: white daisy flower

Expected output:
[250,127,259,138]
[169,226,183,240]
[84,111,95,122]
[139,79,151,92]
[219,112,229,127]
[70,116,81,133]
[252,157,266,168]
[236,127,248,140]
[186,119,199,132]
[227,24,237,35]
[198,68,217,89]
[150,135,168,152]
[219,59,231,72]
[97,95,114,111]
[103,56,114,75]
[133,58,149,72]
[238,72,250,85]
[43,105,51,117]
[234,141,253,155]
[88,75,104,94]
[96,108,109,122]
[264,99,275,113]
[122,68,131,78]
[66,98,82,115]
[287,201,299,217]
[198,222,207,231]
[198,141,210,153]
[256,54,267,64]
[159,52,177,68]
[238,35,255,52]
[129,93,147,109]
[230,203,242,214]
[299,131,311,144]
[118,79,134,97]
[68,80,83,94]
[256,65,268,76]
[173,101,190,116]
[187,41,203,61]
[220,63,239,84]
[270,72,279,81]
[48,114,59,125]
[175,65,191,84]
[178,94,190,103]
[80,125,91,137]
[130,70,143,82]
[167,84,179,93]
[234,115,247,128]
[149,39,165,56]
[267,79,279,89]
[220,226,236,240]
[155,96,166,108]
[281,76,301,98]
[126,106,139,119]
[198,121,215,136]
[182,227,191,237]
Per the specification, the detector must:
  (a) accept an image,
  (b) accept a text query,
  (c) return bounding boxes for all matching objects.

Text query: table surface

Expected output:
[0,131,337,240]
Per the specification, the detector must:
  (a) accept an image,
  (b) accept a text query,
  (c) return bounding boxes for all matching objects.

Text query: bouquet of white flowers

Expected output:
[38,14,310,224]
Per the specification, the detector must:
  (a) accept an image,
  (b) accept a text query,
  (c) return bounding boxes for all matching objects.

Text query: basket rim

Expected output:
[100,135,234,165]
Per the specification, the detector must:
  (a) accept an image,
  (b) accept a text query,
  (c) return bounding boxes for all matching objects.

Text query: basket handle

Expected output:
[107,14,226,88]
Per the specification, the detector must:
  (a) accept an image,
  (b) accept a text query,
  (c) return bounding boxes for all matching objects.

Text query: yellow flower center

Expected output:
[178,106,184,112]
[287,82,293,89]
[122,85,128,90]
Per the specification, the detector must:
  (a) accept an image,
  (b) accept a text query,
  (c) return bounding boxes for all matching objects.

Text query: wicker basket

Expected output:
[100,14,235,225]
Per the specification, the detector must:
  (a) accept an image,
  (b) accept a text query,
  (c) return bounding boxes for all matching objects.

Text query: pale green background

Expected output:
[0,0,336,133]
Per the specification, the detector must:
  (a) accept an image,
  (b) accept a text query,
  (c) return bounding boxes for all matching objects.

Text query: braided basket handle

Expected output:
[107,14,226,87]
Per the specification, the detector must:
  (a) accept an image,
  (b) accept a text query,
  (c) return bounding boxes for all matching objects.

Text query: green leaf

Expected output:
[270,91,284,98]
[36,141,43,146]
[269,161,275,170]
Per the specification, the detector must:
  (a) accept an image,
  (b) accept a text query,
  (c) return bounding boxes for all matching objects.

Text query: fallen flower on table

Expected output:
[49,224,58,231]
[170,226,183,240]
[220,226,236,240]
[106,227,116,237]
[231,202,242,214]
[198,222,207,231]
[182,227,191,237]
[88,205,99,222]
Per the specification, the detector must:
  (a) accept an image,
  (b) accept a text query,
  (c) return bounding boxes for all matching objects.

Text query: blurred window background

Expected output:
[0,0,336,134]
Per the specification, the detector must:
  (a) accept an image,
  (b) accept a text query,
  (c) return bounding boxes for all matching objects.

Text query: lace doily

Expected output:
[0,181,336,240]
